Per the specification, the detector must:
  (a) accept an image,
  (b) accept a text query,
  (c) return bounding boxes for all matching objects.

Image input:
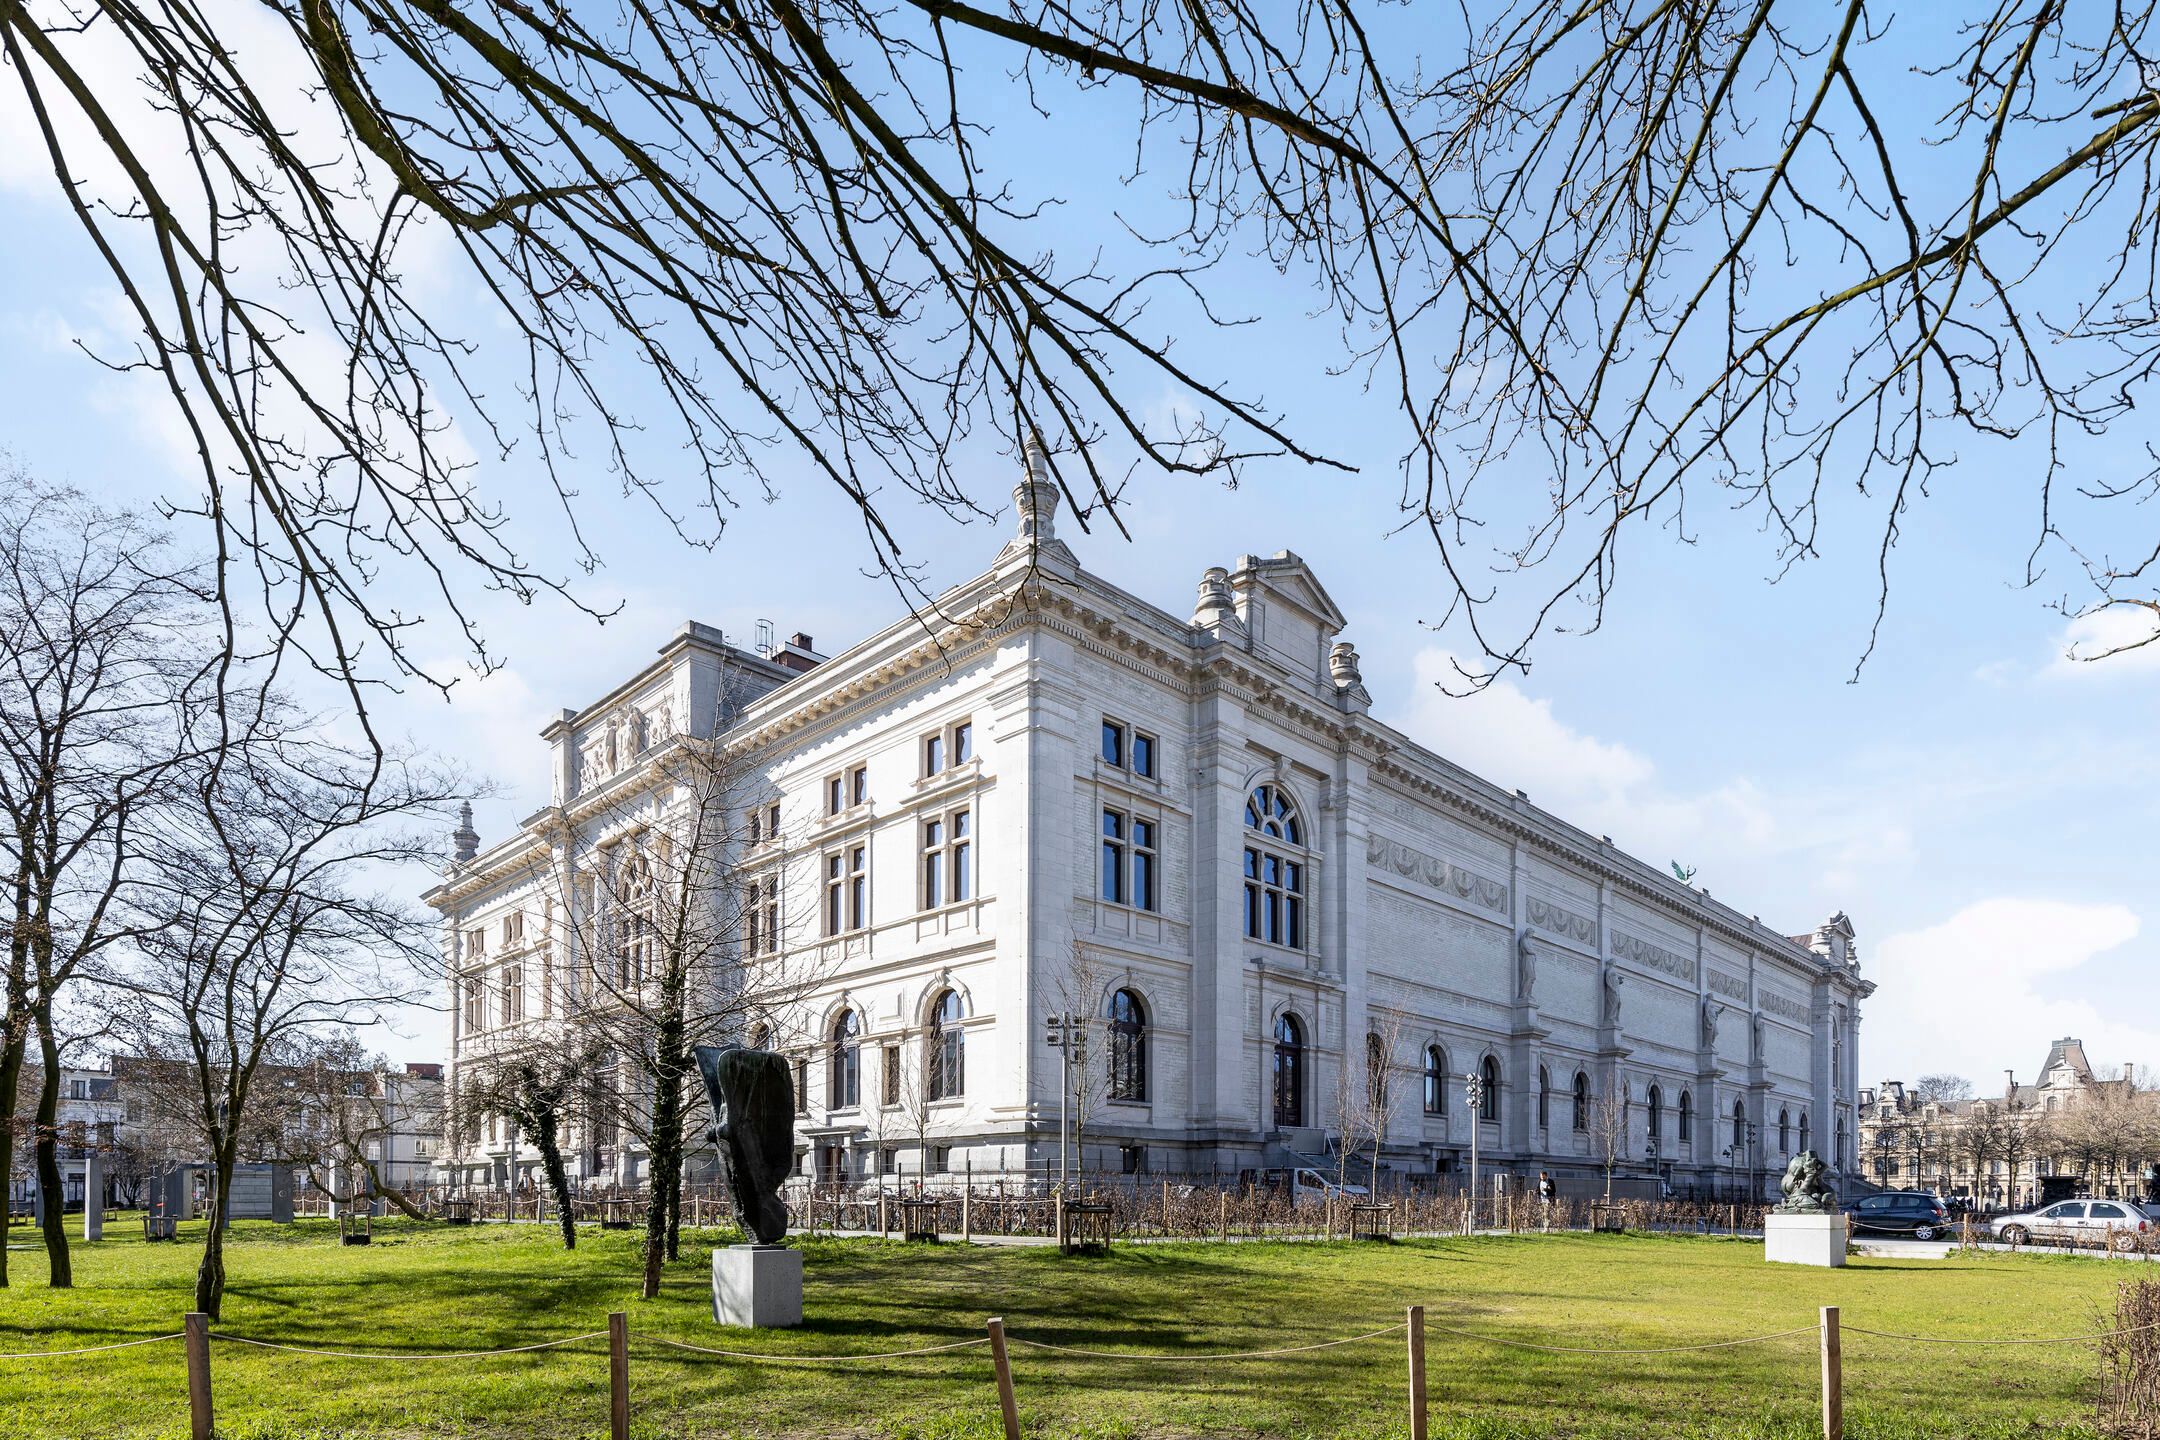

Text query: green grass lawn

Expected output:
[0,1217,2135,1439]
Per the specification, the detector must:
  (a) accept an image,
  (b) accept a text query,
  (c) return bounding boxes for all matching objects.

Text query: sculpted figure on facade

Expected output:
[1699,995,1723,1050]
[1601,964,1625,1027]
[1516,932,1538,1006]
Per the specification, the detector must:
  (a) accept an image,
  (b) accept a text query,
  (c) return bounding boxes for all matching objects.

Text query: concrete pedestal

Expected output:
[1764,1211,1847,1267]
[83,1152,103,1240]
[712,1244,803,1328]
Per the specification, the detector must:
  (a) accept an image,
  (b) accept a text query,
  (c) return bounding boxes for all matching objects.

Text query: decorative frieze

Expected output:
[1366,834,1509,916]
[1761,989,1812,1024]
[1525,895,1597,947]
[1611,930,1698,983]
[1707,969,1749,1001]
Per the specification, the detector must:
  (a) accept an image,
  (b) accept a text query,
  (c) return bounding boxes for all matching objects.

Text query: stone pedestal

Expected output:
[712,1244,803,1328]
[1764,1211,1846,1267]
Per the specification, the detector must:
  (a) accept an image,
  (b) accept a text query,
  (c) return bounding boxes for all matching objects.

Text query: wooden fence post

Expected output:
[609,1310,630,1440]
[987,1316,1022,1440]
[1819,1305,1842,1440]
[1406,1304,1428,1440]
[1218,1191,1228,1243]
[184,1312,213,1440]
[963,1180,973,1244]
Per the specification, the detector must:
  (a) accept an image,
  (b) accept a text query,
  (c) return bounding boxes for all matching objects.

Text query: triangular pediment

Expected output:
[1237,551,1347,634]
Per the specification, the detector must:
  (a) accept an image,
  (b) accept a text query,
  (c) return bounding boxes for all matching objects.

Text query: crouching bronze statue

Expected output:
[693,1044,795,1245]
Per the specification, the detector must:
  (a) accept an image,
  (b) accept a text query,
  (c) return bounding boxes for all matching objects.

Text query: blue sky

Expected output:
[2,3,2154,1091]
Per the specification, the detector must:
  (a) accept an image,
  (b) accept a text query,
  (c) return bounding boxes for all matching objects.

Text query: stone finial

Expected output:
[1328,641,1362,688]
[1192,566,1236,628]
[1013,434,1059,545]
[451,802,479,865]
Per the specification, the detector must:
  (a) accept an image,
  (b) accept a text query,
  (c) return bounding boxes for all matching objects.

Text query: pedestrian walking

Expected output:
[1537,1170,1555,1232]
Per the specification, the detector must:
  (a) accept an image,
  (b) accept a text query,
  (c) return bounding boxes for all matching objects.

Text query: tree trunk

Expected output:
[33,1006,69,1287]
[0,1032,24,1288]
[195,1147,236,1318]
[532,1111,576,1250]
[664,1163,681,1261]
[641,1064,682,1300]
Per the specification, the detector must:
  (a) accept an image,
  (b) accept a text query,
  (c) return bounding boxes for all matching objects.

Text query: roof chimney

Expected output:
[770,631,825,674]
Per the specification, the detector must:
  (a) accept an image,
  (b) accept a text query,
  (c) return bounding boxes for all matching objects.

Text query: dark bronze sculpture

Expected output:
[693,1044,795,1245]
[1775,1150,1838,1214]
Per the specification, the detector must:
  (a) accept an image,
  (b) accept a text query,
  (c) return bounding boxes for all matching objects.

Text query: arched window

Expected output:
[1538,1066,1551,1130]
[828,1011,860,1109]
[1678,1090,1693,1143]
[1572,1072,1590,1132]
[1272,1013,1305,1127]
[1242,784,1307,948]
[1778,1108,1791,1153]
[927,990,965,1100]
[1479,1055,1501,1117]
[1731,1099,1747,1149]
[1109,989,1147,1102]
[1799,1112,1811,1155]
[1648,1084,1663,1142]
[1425,1046,1448,1116]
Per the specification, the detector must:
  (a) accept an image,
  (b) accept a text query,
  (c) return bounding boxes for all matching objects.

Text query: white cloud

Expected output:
[1864,899,2150,1082]
[2051,607,2160,675]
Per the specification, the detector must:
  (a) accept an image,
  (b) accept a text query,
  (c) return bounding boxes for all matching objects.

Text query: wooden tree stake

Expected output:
[185,1312,213,1440]
[1407,1304,1428,1440]
[609,1310,630,1440]
[987,1316,1021,1440]
[1820,1305,1842,1440]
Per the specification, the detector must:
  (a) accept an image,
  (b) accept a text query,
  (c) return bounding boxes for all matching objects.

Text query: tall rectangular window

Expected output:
[953,722,973,763]
[849,764,868,806]
[923,732,945,776]
[826,774,845,816]
[952,810,972,900]
[1100,809,1126,903]
[500,965,523,1026]
[882,1046,901,1106]
[1131,732,1155,778]
[847,844,868,930]
[921,816,946,908]
[1101,720,1125,768]
[1131,818,1157,911]
[824,853,845,935]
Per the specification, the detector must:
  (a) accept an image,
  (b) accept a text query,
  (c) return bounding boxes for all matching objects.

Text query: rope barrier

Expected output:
[0,1333,186,1360]
[1007,1322,1407,1360]
[209,1331,609,1360]
[1843,1317,2160,1347]
[1422,1321,1820,1355]
[650,1335,991,1363]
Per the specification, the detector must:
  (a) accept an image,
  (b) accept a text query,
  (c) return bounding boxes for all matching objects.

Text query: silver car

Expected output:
[1989,1198,2149,1247]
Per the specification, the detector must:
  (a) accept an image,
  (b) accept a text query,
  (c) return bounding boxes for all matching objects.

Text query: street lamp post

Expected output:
[1044,1012,1087,1192]
[1464,1070,1485,1231]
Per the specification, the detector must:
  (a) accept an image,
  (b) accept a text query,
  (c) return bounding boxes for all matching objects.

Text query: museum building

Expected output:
[427,452,1872,1200]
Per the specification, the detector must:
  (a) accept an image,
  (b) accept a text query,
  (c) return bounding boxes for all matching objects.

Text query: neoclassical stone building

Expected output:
[427,454,1871,1199]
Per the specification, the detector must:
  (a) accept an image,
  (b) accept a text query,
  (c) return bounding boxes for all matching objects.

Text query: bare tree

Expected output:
[449,1035,593,1247]
[1588,1082,1630,1203]
[9,0,2158,723]
[1916,1075,1976,1107]
[0,474,207,1288]
[281,1032,443,1221]
[1333,1010,1406,1205]
[537,710,818,1298]
[116,693,452,1318]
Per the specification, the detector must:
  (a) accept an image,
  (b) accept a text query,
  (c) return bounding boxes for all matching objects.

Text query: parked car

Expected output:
[1990,1198,2150,1247]
[1850,1191,1951,1240]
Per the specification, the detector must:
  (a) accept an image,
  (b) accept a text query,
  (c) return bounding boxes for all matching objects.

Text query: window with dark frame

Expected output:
[928,990,965,1100]
[829,1011,860,1109]
[881,1045,900,1106]
[1425,1046,1447,1115]
[1272,1013,1305,1127]
[1109,988,1147,1102]
[1242,784,1306,948]
[1100,809,1126,903]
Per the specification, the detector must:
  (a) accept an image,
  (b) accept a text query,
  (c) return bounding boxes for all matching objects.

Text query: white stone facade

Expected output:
[428,460,1872,1199]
